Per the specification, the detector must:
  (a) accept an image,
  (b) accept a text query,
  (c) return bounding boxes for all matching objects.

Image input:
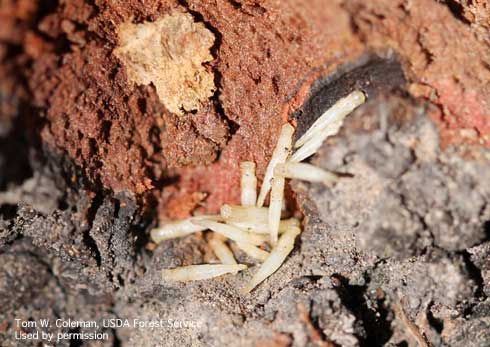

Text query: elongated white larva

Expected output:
[227,221,270,234]
[235,242,270,261]
[289,119,343,162]
[256,123,294,207]
[242,226,301,293]
[209,236,237,265]
[289,130,326,162]
[150,215,220,244]
[269,175,285,245]
[281,217,301,229]
[240,161,257,206]
[274,162,338,186]
[294,90,366,148]
[220,204,268,224]
[193,219,265,246]
[153,92,364,291]
[229,217,300,235]
[162,264,247,282]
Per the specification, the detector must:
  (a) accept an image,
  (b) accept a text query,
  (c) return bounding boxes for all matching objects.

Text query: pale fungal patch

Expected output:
[269,175,285,245]
[154,91,365,289]
[114,11,216,115]
[193,220,265,246]
[240,162,257,206]
[256,123,295,207]
[241,226,301,294]
[209,235,237,265]
[294,90,366,148]
[162,264,247,282]
[235,242,270,262]
[274,162,339,186]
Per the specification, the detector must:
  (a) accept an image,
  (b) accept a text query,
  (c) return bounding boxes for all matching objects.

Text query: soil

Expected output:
[1,1,490,347]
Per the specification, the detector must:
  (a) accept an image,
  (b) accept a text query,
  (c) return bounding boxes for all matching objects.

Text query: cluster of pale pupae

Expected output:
[151,91,366,293]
